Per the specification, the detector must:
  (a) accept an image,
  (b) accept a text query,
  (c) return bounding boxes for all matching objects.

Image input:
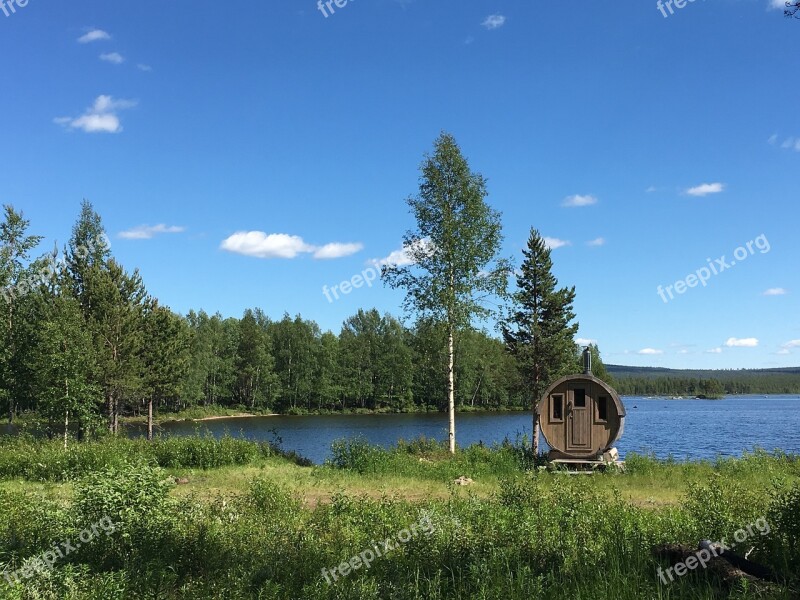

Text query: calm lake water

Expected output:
[122,395,800,464]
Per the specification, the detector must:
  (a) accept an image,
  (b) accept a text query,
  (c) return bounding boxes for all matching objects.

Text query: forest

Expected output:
[609,366,800,396]
[2,199,798,442]
[0,200,603,439]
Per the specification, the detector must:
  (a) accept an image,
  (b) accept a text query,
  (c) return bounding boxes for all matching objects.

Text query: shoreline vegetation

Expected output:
[5,392,799,428]
[0,435,798,598]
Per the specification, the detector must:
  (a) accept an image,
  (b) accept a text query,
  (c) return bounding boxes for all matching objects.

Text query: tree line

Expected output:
[0,200,602,443]
[0,134,609,452]
[0,202,608,435]
[612,374,800,397]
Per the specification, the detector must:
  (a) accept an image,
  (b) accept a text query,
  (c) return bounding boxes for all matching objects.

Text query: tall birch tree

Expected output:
[383,132,508,453]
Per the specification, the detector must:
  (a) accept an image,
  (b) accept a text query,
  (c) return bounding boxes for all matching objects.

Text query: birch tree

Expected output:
[383,132,508,453]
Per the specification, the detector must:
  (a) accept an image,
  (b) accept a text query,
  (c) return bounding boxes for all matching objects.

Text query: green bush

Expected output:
[0,435,303,483]
[1,438,798,598]
[763,482,800,577]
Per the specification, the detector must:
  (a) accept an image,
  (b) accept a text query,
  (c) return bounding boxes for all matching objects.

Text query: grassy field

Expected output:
[0,435,798,599]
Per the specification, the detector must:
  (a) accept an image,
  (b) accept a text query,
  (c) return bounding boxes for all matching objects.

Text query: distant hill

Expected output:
[607,365,800,379]
[605,365,800,395]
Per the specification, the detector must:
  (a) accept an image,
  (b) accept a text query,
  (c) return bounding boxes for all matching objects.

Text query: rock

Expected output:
[454,476,474,486]
[175,477,190,485]
[602,448,620,463]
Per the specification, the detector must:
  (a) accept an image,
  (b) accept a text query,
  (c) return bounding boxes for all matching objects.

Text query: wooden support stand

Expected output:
[546,448,625,473]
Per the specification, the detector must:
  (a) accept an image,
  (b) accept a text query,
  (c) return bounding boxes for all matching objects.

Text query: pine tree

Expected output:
[88,260,149,433]
[575,343,612,384]
[64,200,111,318]
[502,228,579,454]
[142,303,191,439]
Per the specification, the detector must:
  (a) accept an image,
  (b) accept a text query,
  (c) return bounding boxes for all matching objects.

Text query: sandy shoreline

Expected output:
[190,413,278,422]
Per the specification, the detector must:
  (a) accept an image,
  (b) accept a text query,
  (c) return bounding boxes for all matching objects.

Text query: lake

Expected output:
[123,395,800,464]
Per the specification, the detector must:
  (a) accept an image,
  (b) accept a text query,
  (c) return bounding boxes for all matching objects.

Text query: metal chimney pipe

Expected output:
[583,347,592,375]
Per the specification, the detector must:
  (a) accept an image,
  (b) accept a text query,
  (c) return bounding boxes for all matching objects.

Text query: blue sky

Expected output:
[1,0,798,369]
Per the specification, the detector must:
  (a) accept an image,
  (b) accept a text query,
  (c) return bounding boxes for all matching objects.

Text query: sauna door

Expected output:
[566,385,592,452]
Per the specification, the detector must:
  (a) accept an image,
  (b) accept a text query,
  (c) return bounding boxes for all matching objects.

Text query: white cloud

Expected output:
[220,232,362,260]
[768,133,779,144]
[586,237,605,247]
[100,52,125,64]
[78,29,111,44]
[137,64,152,72]
[725,337,759,348]
[776,348,791,355]
[221,232,314,259]
[678,349,690,355]
[763,287,787,296]
[372,247,414,268]
[63,113,122,133]
[313,242,363,260]
[562,194,598,207]
[119,224,185,240]
[645,186,658,193]
[637,348,663,355]
[686,182,725,197]
[54,95,137,134]
[370,238,434,268]
[91,96,136,112]
[482,14,506,29]
[543,237,571,250]
[773,136,800,152]
[576,338,597,346]
[707,347,723,354]
[782,340,800,349]
[770,0,787,9]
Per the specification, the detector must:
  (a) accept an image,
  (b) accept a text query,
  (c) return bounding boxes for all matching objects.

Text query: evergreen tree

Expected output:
[64,200,111,319]
[88,260,149,433]
[575,343,613,384]
[502,228,579,454]
[141,303,191,439]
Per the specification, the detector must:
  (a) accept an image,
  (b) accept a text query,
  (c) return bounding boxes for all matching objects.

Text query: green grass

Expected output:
[0,436,798,599]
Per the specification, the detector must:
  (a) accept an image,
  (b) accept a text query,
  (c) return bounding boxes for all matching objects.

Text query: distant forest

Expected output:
[608,365,800,396]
